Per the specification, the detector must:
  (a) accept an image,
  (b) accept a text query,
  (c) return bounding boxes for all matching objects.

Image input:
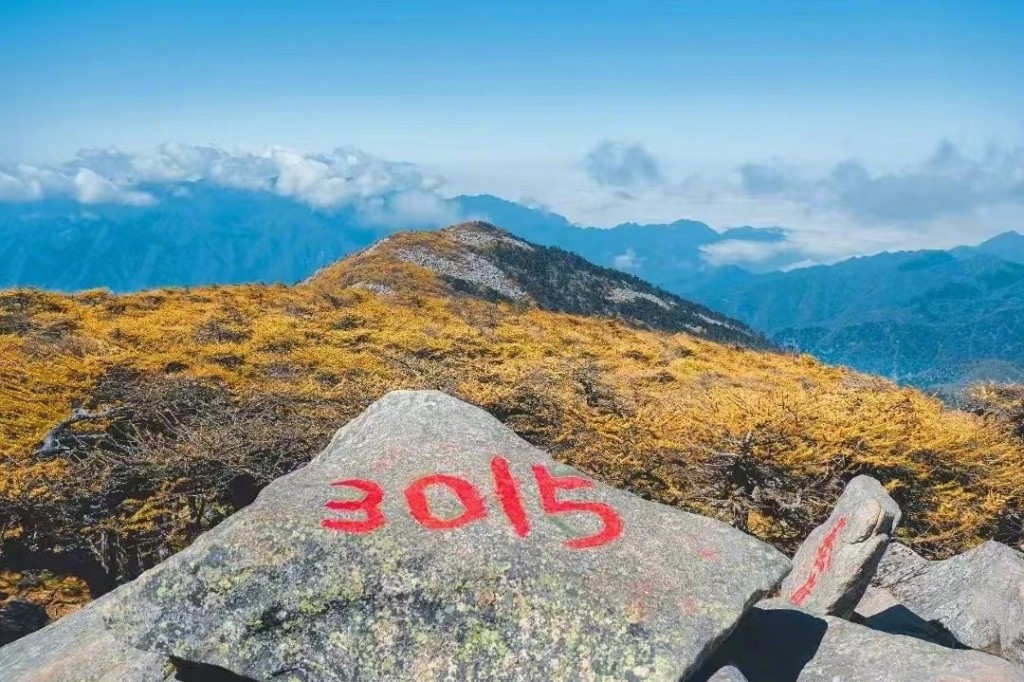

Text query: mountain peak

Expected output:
[303,222,768,347]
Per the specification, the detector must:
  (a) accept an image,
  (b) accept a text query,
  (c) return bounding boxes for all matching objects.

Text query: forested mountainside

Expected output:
[2,221,1023,620]
[692,242,1024,387]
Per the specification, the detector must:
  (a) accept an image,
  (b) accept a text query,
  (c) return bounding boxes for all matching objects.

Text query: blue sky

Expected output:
[1,1,1022,261]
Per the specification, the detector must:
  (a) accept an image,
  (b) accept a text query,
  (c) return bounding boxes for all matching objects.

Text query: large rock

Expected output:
[0,585,169,682]
[696,598,1024,682]
[105,390,791,681]
[0,600,49,646]
[779,475,900,618]
[872,540,1024,665]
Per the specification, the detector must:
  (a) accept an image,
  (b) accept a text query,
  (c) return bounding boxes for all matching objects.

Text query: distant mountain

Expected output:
[5,185,1023,387]
[0,185,388,291]
[0,188,792,293]
[953,231,1024,265]
[691,245,1024,387]
[457,194,792,290]
[305,220,769,347]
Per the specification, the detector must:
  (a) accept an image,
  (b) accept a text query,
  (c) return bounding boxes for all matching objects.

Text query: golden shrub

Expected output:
[1,264,1023,612]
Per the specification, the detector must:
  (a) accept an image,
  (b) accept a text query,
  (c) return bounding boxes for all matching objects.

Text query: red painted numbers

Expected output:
[404,474,487,530]
[321,456,624,549]
[490,456,530,538]
[321,479,385,534]
[788,515,847,606]
[531,464,624,549]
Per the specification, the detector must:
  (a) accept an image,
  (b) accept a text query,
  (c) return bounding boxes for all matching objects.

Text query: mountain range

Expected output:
[0,187,792,293]
[1,186,1022,386]
[691,235,1024,387]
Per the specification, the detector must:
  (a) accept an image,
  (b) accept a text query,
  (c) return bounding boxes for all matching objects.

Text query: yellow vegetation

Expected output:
[2,258,1023,611]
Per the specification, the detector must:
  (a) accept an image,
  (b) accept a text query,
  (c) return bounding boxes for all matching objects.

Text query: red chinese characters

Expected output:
[321,456,623,549]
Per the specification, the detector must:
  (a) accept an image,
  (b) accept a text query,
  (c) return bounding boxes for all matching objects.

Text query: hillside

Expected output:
[2,222,1023,619]
[692,248,1024,387]
[303,221,767,346]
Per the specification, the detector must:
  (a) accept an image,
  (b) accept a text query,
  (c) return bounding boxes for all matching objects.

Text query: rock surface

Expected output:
[706,664,749,681]
[0,585,169,682]
[780,475,900,618]
[103,390,791,681]
[872,540,1024,665]
[697,598,1024,682]
[852,586,961,648]
[0,600,49,647]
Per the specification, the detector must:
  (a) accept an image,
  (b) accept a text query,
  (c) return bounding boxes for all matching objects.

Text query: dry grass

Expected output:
[2,259,1023,612]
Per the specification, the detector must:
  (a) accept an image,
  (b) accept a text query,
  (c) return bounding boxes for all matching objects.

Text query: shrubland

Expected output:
[1,253,1023,614]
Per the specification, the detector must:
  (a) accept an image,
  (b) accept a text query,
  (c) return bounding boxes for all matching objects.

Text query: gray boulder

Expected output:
[0,585,169,682]
[0,600,49,646]
[698,598,1024,682]
[852,586,960,648]
[780,475,900,618]
[104,390,791,681]
[872,540,1024,665]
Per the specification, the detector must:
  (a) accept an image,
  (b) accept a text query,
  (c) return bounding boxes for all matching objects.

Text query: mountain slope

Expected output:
[456,194,793,288]
[0,186,386,292]
[3,223,1023,620]
[303,221,768,347]
[0,189,792,293]
[953,230,1024,265]
[692,249,1024,387]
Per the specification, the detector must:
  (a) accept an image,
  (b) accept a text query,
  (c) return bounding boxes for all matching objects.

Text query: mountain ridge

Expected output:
[303,220,768,347]
[691,246,1024,386]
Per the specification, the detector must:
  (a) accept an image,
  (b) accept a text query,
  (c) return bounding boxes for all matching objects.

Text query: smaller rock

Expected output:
[872,540,1024,665]
[0,600,50,646]
[0,585,169,682]
[701,598,1024,682]
[780,475,901,618]
[853,586,961,648]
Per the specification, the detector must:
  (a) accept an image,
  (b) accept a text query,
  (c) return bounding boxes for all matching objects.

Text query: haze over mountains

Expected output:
[1,186,1021,387]
[0,187,795,293]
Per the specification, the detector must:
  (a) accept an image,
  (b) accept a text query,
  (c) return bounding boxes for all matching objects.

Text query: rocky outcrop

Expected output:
[0,585,169,682]
[870,540,1024,665]
[3,392,1023,681]
[698,598,1024,682]
[98,390,790,681]
[779,475,900,618]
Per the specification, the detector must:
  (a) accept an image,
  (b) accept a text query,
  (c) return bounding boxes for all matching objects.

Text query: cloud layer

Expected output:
[0,144,457,227]
[583,140,663,189]
[739,142,1024,224]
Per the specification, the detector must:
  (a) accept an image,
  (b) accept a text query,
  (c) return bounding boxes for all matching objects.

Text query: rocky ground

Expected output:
[2,390,1023,681]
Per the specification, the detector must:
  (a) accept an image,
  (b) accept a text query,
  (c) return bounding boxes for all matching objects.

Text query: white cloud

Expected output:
[0,144,453,214]
[73,169,154,206]
[612,248,640,271]
[358,189,460,229]
[0,171,36,201]
[738,142,1024,224]
[700,240,796,268]
[583,140,663,189]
